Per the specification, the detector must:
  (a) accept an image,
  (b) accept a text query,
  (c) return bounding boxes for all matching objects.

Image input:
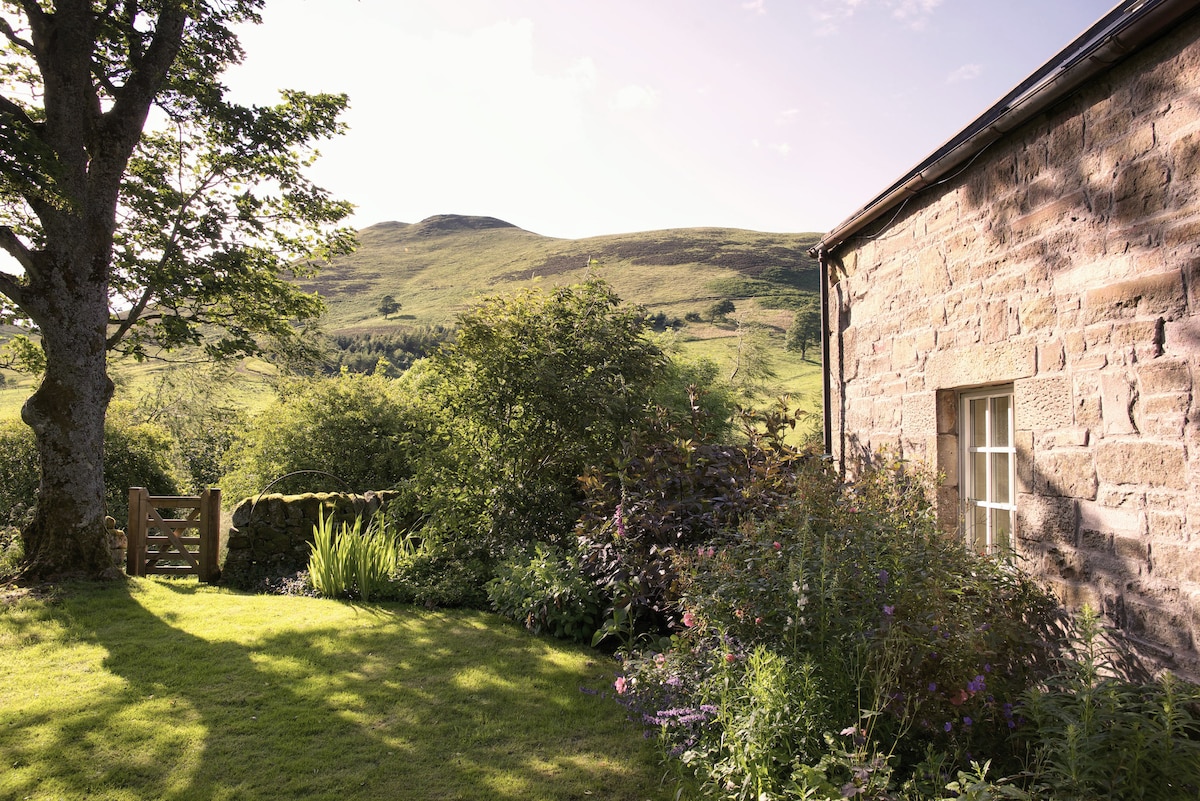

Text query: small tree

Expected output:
[708,298,736,322]
[786,305,822,360]
[378,295,400,319]
[413,279,671,549]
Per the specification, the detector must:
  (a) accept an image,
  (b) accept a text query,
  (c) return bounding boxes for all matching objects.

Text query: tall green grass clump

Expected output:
[1019,606,1200,800]
[308,512,408,602]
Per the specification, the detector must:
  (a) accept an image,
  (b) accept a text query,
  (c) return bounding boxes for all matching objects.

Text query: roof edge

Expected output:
[810,0,1200,258]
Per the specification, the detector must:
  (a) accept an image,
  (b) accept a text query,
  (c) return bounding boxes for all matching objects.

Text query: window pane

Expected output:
[993,396,1011,447]
[972,452,987,501]
[992,452,1010,504]
[972,505,988,551]
[971,398,987,447]
[991,507,1012,551]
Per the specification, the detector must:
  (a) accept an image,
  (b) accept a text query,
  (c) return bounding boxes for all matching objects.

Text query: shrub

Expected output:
[390,539,492,609]
[221,370,421,503]
[407,279,733,566]
[577,400,812,640]
[613,456,1069,798]
[486,543,604,643]
[103,410,187,525]
[0,419,38,527]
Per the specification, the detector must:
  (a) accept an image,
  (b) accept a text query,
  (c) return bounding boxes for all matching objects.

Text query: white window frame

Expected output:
[960,386,1016,554]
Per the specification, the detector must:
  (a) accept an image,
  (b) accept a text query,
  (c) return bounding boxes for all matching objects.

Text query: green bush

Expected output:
[0,411,184,529]
[124,367,247,493]
[221,370,421,503]
[103,411,187,525]
[409,279,671,552]
[486,543,604,643]
[0,419,38,527]
[390,539,492,609]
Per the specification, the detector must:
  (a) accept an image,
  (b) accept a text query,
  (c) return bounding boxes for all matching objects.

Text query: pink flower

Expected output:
[614,676,628,695]
[682,610,696,627]
[724,653,736,664]
[772,541,782,551]
[654,653,667,668]
[754,617,762,625]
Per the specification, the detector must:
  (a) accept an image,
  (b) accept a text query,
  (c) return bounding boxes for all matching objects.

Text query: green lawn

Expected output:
[0,578,676,801]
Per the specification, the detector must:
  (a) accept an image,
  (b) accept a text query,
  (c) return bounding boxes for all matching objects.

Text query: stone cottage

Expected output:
[809,0,1200,675]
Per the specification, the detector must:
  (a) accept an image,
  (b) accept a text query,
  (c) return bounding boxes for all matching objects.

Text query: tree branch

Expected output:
[0,268,29,311]
[0,15,34,51]
[0,226,36,274]
[106,283,154,347]
[0,93,41,133]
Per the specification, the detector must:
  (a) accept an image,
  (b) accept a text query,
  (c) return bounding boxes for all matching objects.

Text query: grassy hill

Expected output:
[0,215,824,419]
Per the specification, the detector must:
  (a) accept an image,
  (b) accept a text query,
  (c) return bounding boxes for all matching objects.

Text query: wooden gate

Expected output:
[126,487,221,583]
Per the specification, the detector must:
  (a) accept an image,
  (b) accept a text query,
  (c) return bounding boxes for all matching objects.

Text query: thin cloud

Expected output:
[741,0,767,14]
[947,63,982,83]
[611,84,660,111]
[887,0,943,29]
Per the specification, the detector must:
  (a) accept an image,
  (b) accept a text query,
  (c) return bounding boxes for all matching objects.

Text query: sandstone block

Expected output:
[1082,269,1185,324]
[918,247,951,294]
[1095,440,1187,488]
[1015,375,1073,429]
[1138,358,1192,396]
[901,392,937,436]
[1019,295,1057,332]
[1017,493,1077,545]
[1149,511,1186,540]
[1016,430,1034,494]
[1099,372,1137,435]
[926,340,1037,389]
[1035,449,1098,499]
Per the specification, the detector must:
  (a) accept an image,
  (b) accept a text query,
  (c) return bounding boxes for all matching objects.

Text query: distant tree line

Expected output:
[321,327,455,375]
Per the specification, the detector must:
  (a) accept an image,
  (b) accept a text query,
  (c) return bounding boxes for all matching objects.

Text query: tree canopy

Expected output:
[0,1,353,577]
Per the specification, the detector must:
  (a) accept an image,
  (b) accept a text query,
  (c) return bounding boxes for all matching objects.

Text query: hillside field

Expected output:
[0,215,824,422]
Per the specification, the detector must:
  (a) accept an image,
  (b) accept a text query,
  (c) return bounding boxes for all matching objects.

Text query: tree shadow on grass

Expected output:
[1,579,671,800]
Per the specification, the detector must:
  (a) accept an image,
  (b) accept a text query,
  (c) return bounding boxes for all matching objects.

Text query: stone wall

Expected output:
[827,14,1200,675]
[221,491,399,590]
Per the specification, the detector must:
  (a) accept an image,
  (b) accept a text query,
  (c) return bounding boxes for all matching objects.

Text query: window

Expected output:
[961,386,1015,553]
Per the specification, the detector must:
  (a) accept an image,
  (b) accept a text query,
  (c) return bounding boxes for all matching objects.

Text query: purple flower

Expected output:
[928,682,937,693]
[963,716,973,727]
[878,569,889,585]
[883,604,895,617]
[967,675,987,694]
[944,721,953,732]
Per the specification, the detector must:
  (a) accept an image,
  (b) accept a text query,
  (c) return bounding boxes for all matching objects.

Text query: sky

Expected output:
[222,0,1120,240]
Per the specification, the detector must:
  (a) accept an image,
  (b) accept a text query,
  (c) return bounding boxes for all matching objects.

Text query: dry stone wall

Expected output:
[221,491,399,590]
[828,14,1200,675]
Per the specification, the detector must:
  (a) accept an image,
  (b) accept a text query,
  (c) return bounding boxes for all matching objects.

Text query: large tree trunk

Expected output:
[20,266,116,579]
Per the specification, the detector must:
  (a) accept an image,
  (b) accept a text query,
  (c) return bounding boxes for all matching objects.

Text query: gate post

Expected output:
[199,488,221,583]
[126,487,147,576]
